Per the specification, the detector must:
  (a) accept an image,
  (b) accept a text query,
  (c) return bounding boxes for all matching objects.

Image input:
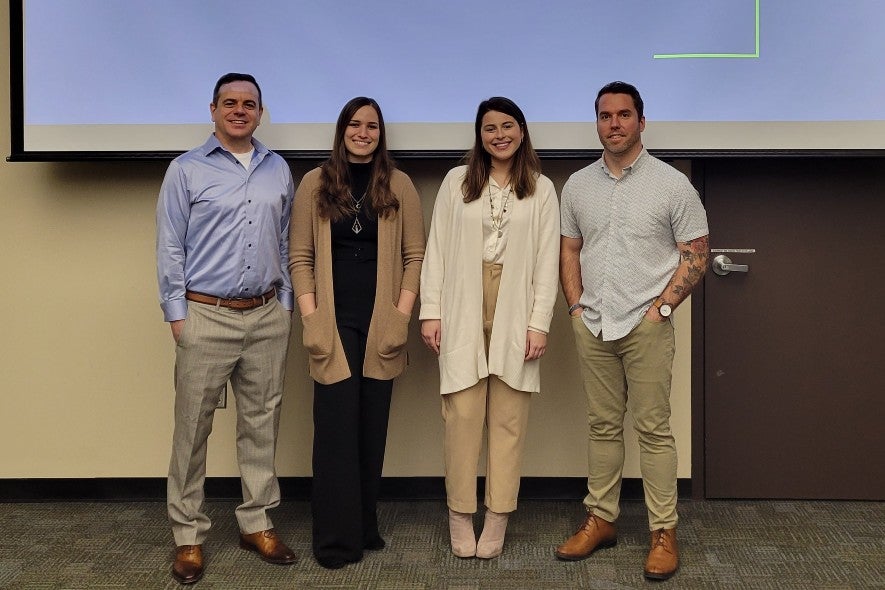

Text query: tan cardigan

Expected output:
[289,167,425,384]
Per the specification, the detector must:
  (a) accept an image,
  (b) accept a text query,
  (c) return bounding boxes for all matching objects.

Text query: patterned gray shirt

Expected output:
[561,149,708,341]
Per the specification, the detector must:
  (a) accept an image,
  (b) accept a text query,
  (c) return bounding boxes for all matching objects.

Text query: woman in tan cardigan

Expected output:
[288,97,425,569]
[420,97,560,559]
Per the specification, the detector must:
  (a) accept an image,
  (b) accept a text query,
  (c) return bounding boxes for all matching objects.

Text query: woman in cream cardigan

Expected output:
[289,97,425,569]
[420,97,560,559]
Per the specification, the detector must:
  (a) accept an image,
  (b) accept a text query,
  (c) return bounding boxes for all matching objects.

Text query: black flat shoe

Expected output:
[315,555,346,569]
[364,535,386,550]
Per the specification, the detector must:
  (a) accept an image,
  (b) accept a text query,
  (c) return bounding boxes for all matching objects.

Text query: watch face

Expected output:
[659,304,673,317]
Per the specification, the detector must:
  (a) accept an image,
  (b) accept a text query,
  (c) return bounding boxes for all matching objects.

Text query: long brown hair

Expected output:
[461,97,540,203]
[316,97,399,221]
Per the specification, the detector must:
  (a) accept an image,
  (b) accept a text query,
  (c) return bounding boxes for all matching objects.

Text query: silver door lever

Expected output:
[712,254,748,276]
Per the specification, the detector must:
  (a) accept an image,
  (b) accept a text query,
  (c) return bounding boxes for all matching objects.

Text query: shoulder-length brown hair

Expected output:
[461,97,541,203]
[316,97,399,220]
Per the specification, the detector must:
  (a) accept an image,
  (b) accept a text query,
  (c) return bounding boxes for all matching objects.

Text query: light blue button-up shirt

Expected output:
[156,134,294,322]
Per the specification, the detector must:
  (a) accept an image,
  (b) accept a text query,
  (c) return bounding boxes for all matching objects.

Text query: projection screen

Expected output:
[9,0,885,160]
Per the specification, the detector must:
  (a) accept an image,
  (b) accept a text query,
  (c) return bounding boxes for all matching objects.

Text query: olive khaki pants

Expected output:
[571,315,678,530]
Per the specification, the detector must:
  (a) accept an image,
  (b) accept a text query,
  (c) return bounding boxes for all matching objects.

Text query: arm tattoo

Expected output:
[670,236,709,299]
[681,235,709,289]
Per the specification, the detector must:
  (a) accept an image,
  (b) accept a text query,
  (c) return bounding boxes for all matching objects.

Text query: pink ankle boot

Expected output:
[448,509,476,557]
[476,510,509,559]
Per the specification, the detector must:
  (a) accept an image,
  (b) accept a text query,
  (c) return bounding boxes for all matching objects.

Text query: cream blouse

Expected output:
[482,178,512,264]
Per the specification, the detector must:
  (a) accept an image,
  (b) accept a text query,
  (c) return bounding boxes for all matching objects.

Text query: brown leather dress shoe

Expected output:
[239,529,298,565]
[172,544,204,585]
[554,513,617,561]
[644,527,679,580]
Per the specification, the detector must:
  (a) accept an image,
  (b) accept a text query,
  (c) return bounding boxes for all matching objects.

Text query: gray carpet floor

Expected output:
[0,499,882,589]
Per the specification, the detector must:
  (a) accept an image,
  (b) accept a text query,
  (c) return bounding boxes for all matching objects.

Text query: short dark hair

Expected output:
[595,81,643,120]
[212,73,262,108]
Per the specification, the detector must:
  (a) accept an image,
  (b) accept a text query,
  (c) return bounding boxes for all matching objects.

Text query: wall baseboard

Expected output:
[0,477,690,502]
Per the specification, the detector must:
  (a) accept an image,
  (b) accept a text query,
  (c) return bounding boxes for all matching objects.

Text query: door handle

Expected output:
[712,254,748,276]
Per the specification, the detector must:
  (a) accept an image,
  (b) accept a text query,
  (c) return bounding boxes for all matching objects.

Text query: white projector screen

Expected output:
[10,0,885,159]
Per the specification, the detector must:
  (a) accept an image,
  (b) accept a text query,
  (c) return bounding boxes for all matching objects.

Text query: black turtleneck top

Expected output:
[331,161,379,331]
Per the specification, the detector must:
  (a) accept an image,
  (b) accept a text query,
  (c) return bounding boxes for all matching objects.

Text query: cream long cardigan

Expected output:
[289,167,425,385]
[420,166,560,395]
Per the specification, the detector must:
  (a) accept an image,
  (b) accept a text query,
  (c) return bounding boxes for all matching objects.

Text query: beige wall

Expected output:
[0,5,691,480]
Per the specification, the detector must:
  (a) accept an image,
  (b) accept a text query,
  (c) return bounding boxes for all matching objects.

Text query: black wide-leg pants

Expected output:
[311,324,393,564]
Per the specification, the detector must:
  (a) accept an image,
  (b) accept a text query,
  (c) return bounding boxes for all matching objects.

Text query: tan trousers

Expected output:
[167,298,290,546]
[442,262,532,514]
[571,314,678,530]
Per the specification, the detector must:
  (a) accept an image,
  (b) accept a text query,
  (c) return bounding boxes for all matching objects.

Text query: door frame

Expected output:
[690,160,707,500]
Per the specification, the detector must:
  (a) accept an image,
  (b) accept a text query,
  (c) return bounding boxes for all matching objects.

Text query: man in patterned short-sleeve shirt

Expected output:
[555,81,709,581]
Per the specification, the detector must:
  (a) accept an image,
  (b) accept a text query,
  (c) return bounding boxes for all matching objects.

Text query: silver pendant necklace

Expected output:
[349,191,367,234]
[489,182,511,238]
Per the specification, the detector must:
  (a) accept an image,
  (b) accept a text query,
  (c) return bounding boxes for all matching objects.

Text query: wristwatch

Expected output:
[654,298,673,318]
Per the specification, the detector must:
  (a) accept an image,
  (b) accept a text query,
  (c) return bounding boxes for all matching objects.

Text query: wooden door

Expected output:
[702,158,885,499]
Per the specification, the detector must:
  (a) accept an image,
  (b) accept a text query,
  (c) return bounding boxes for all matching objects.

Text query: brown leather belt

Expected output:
[185,288,276,310]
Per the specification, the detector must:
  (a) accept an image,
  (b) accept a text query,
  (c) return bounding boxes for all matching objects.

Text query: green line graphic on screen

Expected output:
[654,0,759,59]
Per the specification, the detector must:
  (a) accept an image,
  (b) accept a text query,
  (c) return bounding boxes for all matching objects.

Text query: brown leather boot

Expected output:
[554,513,617,561]
[239,529,297,564]
[171,544,203,584]
[644,527,679,580]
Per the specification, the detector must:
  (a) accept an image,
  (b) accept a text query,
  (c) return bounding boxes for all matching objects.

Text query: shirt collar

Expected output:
[598,148,648,178]
[199,134,269,158]
[488,176,508,190]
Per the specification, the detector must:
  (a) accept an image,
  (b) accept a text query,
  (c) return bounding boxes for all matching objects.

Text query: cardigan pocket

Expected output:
[300,309,332,358]
[377,305,411,360]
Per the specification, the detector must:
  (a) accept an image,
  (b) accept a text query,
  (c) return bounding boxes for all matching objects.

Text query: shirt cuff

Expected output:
[418,303,441,320]
[528,310,553,334]
[161,298,188,322]
[277,289,294,311]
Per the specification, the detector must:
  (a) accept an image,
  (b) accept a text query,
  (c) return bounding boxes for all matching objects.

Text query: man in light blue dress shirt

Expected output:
[156,73,297,584]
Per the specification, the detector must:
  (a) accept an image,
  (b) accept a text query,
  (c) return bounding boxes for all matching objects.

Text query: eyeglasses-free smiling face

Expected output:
[344,105,381,163]
[210,80,262,152]
[480,110,524,166]
[596,92,645,160]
